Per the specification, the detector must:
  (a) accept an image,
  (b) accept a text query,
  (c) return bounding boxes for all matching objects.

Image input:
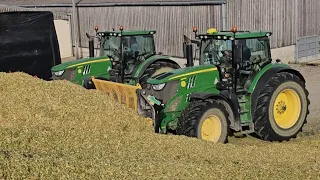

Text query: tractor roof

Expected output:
[197,28,272,39]
[98,30,156,36]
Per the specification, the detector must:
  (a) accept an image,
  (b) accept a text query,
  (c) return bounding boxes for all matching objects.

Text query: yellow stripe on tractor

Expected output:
[91,77,142,112]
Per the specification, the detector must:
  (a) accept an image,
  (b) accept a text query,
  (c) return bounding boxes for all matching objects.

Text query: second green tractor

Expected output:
[93,27,310,143]
[51,26,181,89]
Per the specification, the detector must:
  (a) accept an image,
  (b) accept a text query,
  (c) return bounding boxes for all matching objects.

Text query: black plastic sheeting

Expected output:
[0,11,61,80]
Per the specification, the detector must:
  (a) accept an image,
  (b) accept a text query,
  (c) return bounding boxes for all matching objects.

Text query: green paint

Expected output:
[133,55,176,79]
[248,63,289,93]
[140,29,299,135]
[51,56,110,71]
[148,95,161,106]
[199,31,272,39]
[51,56,112,85]
[147,65,218,84]
[98,30,156,36]
[51,29,178,87]
[151,67,221,133]
[238,95,252,123]
[160,112,180,133]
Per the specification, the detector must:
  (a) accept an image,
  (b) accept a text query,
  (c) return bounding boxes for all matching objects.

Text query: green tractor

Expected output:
[51,26,181,89]
[92,26,310,143]
[137,27,310,143]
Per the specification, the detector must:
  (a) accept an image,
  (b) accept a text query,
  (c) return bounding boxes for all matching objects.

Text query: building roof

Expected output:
[2,0,226,6]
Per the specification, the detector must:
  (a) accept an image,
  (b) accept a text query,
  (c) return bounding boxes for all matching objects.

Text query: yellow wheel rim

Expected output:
[201,115,222,142]
[273,89,301,129]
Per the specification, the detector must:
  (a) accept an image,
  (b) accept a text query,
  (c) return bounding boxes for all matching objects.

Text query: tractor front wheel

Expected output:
[139,61,180,88]
[177,100,230,143]
[82,79,95,89]
[252,72,310,142]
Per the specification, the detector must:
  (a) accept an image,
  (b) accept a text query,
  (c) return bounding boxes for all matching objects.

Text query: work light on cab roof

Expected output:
[207,28,217,34]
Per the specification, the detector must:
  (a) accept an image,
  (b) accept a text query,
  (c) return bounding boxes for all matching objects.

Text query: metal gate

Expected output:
[295,35,320,63]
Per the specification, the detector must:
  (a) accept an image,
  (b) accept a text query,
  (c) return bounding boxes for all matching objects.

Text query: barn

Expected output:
[2,0,320,63]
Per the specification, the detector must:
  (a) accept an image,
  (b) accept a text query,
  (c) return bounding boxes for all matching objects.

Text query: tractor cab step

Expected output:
[236,89,248,94]
[238,99,248,103]
[240,123,255,134]
[239,110,249,114]
[109,69,120,76]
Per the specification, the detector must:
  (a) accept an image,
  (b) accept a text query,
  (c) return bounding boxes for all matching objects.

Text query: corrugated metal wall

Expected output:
[297,0,320,38]
[80,5,222,57]
[16,0,320,56]
[226,0,320,48]
[0,4,69,20]
[33,5,222,57]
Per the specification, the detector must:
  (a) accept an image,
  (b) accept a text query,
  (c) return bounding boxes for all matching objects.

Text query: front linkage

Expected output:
[137,89,164,133]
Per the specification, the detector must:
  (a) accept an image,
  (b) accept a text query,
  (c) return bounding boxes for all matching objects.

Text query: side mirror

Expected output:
[233,44,243,64]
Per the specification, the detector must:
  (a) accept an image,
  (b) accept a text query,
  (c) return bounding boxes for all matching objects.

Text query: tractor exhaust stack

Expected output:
[186,44,194,67]
[89,37,94,57]
[183,35,194,67]
[86,33,95,57]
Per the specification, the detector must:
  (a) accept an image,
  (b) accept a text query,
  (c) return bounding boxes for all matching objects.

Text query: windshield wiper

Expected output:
[203,39,214,52]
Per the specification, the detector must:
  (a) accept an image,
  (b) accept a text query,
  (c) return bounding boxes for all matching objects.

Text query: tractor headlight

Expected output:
[53,70,65,76]
[152,83,166,91]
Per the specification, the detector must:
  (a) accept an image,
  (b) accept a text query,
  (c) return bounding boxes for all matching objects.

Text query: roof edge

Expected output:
[17,1,227,7]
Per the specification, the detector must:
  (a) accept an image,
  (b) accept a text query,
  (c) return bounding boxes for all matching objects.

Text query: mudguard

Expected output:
[249,64,305,115]
[133,55,181,79]
[189,91,241,131]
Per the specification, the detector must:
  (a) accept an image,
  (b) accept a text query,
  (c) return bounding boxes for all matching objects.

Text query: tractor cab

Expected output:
[96,26,157,83]
[194,27,273,93]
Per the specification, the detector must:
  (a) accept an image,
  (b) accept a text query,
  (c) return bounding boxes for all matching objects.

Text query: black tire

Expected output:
[82,77,109,89]
[139,61,180,88]
[82,79,96,89]
[176,99,230,143]
[252,72,310,142]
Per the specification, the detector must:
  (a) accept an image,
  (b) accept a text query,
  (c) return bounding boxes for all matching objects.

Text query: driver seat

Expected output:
[243,55,265,90]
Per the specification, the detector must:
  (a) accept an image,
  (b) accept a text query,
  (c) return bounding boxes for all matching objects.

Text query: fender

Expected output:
[249,64,305,115]
[134,55,181,79]
[189,91,241,131]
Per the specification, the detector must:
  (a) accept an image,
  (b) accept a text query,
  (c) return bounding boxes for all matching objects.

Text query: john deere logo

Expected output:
[181,81,187,87]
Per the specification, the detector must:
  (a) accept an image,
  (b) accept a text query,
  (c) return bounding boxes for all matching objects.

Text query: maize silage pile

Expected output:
[0,72,320,179]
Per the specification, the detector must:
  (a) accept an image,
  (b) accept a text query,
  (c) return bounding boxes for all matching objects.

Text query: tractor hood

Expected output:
[51,56,110,71]
[147,64,218,84]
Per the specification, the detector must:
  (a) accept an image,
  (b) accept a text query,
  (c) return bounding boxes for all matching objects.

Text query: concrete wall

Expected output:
[54,19,73,59]
[270,45,295,64]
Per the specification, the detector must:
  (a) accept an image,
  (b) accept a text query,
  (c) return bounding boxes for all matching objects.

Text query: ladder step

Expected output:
[240,110,249,114]
[240,123,254,134]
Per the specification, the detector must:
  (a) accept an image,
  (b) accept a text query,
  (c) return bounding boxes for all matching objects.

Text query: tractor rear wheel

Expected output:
[139,61,180,88]
[252,72,310,142]
[177,99,230,143]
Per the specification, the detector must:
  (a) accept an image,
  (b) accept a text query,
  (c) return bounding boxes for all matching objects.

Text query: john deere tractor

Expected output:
[51,26,180,89]
[92,27,310,143]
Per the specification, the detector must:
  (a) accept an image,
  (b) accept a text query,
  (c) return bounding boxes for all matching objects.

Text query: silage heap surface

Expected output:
[0,72,320,179]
